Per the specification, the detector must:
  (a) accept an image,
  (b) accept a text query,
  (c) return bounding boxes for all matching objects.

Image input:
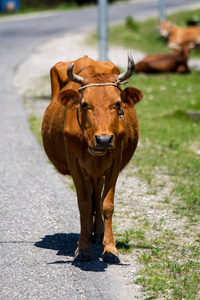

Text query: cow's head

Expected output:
[158,20,174,38]
[57,53,143,156]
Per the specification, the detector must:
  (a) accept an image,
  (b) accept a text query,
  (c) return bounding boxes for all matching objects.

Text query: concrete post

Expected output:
[98,0,108,61]
[159,0,165,22]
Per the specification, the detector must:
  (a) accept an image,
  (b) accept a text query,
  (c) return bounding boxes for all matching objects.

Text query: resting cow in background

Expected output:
[41,53,143,263]
[135,45,190,73]
[158,20,200,49]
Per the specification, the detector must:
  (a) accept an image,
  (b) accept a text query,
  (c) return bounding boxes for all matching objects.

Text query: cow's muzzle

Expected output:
[95,135,114,148]
[88,135,114,156]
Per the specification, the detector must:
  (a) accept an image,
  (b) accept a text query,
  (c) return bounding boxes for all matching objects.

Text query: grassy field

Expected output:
[115,71,200,299]
[109,9,200,57]
[27,8,200,299]
[131,71,200,216]
[109,9,200,300]
[104,9,200,217]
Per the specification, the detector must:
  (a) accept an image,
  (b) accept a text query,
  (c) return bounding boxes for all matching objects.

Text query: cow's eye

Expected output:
[81,102,90,110]
[113,102,121,109]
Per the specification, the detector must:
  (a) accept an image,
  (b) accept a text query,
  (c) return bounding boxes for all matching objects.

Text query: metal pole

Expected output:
[159,0,165,22]
[98,0,108,61]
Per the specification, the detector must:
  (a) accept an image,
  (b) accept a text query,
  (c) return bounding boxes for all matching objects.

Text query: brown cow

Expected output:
[158,20,200,48]
[41,54,143,263]
[135,45,190,73]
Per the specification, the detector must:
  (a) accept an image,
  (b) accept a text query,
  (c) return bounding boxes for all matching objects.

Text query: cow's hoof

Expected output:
[74,250,91,262]
[102,251,120,264]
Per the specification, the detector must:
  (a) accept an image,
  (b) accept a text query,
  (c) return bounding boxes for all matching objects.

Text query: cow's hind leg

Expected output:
[91,177,104,244]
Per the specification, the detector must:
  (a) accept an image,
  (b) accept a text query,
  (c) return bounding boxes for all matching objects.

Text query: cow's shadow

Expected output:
[34,233,111,272]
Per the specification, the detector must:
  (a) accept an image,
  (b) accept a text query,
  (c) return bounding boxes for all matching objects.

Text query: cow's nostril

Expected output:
[108,135,114,145]
[95,135,101,146]
[95,135,114,148]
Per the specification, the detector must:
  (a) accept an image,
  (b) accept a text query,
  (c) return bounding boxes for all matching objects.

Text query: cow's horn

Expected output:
[67,63,84,85]
[117,52,135,82]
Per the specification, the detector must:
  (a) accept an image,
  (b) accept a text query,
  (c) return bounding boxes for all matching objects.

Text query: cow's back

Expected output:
[50,56,119,99]
[168,27,200,47]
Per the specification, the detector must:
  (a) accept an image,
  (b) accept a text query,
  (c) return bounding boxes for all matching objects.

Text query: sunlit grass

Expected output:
[29,115,42,145]
[115,224,200,299]
[111,9,200,298]
[109,9,200,58]
[128,71,200,215]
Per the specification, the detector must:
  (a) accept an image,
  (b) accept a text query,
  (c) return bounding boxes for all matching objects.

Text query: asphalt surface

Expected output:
[1,1,200,299]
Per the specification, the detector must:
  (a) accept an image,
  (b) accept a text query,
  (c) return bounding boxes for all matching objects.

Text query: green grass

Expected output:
[109,17,168,55]
[115,224,200,299]
[110,9,200,57]
[116,229,148,253]
[129,71,200,216]
[164,10,200,27]
[87,9,200,57]
[29,115,42,145]
[110,8,200,298]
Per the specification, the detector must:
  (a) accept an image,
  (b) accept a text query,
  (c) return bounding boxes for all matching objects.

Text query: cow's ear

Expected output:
[121,87,143,106]
[57,90,80,108]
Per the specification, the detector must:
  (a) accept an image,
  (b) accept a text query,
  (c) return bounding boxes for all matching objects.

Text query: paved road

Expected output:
[1,1,200,299]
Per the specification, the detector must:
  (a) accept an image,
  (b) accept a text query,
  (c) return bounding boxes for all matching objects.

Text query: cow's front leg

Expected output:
[74,191,92,262]
[102,172,120,263]
[69,163,92,262]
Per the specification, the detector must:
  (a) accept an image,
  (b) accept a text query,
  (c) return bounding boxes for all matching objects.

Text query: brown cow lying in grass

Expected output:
[41,53,143,263]
[158,20,200,49]
[135,45,190,73]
